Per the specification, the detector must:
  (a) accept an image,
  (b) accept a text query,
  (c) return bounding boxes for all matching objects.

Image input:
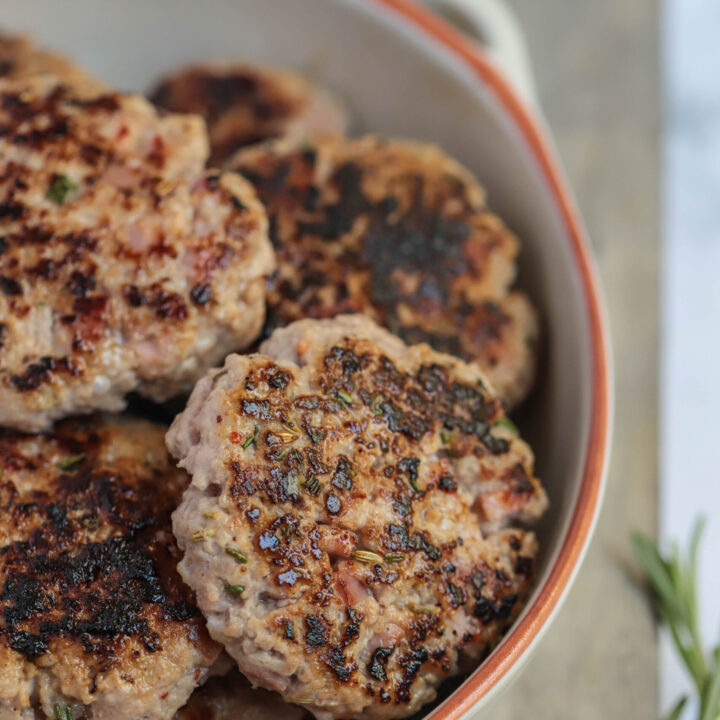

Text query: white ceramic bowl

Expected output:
[2,1,612,716]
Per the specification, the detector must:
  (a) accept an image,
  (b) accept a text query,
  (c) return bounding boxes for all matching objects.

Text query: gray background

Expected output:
[486,1,659,716]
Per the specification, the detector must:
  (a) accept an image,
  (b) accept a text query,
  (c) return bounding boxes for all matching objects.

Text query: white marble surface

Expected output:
[662,0,720,713]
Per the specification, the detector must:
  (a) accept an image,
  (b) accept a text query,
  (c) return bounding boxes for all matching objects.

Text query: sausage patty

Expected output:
[0,75,274,430]
[0,416,221,720]
[168,315,547,719]
[149,62,347,166]
[230,135,538,408]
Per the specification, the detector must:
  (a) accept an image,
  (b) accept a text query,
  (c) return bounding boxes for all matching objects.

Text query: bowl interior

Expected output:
[2,0,597,712]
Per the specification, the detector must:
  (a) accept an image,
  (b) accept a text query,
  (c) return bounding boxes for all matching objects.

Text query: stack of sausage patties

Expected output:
[0,35,545,720]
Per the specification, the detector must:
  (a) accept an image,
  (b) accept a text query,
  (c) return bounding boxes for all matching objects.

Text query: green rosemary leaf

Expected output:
[47,175,77,204]
[225,547,248,564]
[352,550,383,564]
[664,697,688,720]
[57,454,85,471]
[493,416,519,434]
[336,390,353,408]
[242,425,259,449]
[632,518,720,720]
[53,705,73,720]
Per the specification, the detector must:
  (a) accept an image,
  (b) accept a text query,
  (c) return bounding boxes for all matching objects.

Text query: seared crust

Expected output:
[0,75,275,431]
[230,135,539,408]
[150,62,347,166]
[175,670,308,720]
[0,33,107,96]
[0,416,221,720]
[167,315,546,720]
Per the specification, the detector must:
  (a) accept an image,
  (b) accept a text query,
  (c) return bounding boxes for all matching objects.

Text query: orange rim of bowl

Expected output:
[368,0,612,716]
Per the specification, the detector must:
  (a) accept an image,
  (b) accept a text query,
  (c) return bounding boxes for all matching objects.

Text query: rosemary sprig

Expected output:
[632,518,720,720]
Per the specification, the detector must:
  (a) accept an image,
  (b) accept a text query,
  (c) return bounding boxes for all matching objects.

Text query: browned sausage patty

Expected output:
[0,33,106,95]
[149,62,347,166]
[168,315,546,720]
[0,75,274,431]
[230,136,538,408]
[0,416,220,720]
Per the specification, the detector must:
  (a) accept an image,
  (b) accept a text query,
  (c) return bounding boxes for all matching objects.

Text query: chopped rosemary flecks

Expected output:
[54,704,73,720]
[493,416,519,434]
[411,606,436,615]
[190,528,216,542]
[224,582,245,596]
[372,394,384,416]
[408,476,423,493]
[384,553,405,564]
[303,477,323,496]
[352,550,384,564]
[276,423,300,443]
[440,430,452,444]
[335,390,353,408]
[225,547,248,564]
[242,425,259,449]
[47,175,77,204]
[57,454,85,471]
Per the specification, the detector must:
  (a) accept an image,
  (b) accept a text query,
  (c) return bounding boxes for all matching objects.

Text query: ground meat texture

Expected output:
[0,416,221,720]
[0,34,107,96]
[230,135,539,409]
[175,670,308,720]
[167,315,547,720]
[0,75,275,431]
[149,62,347,166]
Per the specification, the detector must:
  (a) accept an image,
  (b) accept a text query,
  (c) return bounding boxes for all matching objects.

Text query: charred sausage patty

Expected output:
[167,315,546,719]
[0,416,220,720]
[149,63,347,166]
[231,135,538,408]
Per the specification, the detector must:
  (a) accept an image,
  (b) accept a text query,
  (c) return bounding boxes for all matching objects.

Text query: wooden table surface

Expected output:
[484,1,660,716]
